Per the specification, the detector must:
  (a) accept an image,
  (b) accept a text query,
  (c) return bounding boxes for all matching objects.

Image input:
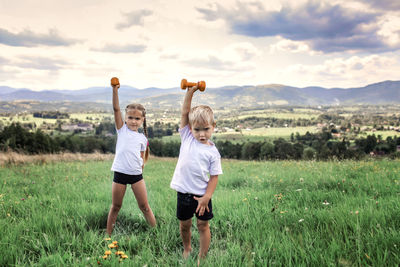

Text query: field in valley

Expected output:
[1,157,399,266]
[2,105,400,143]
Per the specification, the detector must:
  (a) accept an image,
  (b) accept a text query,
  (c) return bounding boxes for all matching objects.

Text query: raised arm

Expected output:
[180,86,198,129]
[112,84,124,130]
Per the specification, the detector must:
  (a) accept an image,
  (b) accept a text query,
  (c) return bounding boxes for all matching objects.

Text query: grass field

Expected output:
[1,156,399,266]
[162,126,318,143]
[361,130,400,140]
[0,113,114,127]
[236,112,318,120]
[242,126,317,137]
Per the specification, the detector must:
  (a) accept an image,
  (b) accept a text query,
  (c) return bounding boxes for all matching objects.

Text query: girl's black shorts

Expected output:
[113,171,143,185]
[176,192,213,221]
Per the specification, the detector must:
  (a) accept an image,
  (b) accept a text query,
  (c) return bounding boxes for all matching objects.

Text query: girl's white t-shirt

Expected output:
[170,125,223,195]
[111,124,147,175]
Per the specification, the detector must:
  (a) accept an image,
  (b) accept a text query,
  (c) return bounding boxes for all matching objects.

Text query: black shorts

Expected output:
[176,192,213,221]
[113,171,143,185]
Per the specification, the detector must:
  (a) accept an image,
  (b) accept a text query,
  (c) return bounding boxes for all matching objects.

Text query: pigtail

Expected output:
[126,103,150,163]
[143,117,150,163]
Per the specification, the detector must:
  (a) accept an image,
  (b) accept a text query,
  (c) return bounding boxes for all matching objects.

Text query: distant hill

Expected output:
[0,80,399,111]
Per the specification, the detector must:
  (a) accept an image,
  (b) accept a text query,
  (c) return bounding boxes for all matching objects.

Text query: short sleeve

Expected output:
[209,154,223,176]
[140,135,148,151]
[116,123,126,134]
[179,125,193,142]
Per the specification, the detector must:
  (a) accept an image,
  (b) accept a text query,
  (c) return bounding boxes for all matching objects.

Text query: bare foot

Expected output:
[197,254,207,266]
[183,249,192,259]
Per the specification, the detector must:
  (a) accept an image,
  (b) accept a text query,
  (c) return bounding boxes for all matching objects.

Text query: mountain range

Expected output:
[0,80,399,110]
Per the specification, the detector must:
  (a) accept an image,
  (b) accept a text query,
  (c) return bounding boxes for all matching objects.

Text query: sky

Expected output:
[0,0,399,91]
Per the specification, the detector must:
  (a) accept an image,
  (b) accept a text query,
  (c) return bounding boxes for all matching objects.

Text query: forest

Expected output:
[1,122,399,160]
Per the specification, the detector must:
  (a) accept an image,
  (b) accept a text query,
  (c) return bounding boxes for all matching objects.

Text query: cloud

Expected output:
[363,0,400,10]
[0,28,80,47]
[181,42,259,71]
[92,43,146,53]
[14,56,71,70]
[284,55,400,86]
[183,55,238,71]
[0,56,10,65]
[116,9,153,30]
[159,52,180,60]
[197,1,399,53]
[270,39,313,54]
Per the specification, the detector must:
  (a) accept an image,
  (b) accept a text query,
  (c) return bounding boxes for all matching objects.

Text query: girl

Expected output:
[106,81,156,236]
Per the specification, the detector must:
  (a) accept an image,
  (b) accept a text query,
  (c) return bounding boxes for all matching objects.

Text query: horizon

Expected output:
[1,79,398,92]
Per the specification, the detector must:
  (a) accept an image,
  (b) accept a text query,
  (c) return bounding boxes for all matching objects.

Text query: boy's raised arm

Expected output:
[112,84,124,130]
[180,86,198,129]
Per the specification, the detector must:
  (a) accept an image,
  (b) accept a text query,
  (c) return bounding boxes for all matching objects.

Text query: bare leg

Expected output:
[180,218,192,259]
[131,179,156,227]
[197,219,211,263]
[106,182,127,236]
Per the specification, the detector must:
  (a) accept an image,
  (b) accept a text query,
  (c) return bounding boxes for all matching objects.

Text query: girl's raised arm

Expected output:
[112,84,124,130]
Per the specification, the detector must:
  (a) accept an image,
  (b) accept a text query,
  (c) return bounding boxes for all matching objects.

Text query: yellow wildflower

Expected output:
[121,255,128,259]
[105,250,111,255]
[116,251,125,255]
[108,243,116,249]
[102,255,108,259]
[104,237,111,241]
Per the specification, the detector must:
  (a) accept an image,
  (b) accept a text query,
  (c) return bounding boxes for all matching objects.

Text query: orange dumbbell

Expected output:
[181,79,206,92]
[111,77,120,86]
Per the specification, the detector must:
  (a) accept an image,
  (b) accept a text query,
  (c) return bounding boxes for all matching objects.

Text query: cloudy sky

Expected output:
[0,0,399,91]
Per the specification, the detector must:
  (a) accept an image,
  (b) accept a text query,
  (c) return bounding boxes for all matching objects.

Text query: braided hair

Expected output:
[125,103,150,163]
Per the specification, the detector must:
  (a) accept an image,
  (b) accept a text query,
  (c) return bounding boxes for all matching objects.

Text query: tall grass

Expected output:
[0,152,114,166]
[1,157,399,266]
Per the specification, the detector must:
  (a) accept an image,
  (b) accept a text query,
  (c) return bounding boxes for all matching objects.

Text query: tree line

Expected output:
[218,113,400,131]
[0,123,115,154]
[150,132,400,160]
[33,111,70,119]
[1,122,399,160]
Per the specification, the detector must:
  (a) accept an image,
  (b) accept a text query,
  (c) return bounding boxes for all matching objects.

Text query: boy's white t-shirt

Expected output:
[111,124,147,175]
[170,125,223,195]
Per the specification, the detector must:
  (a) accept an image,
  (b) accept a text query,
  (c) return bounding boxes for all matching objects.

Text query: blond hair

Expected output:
[188,105,215,126]
[125,103,150,163]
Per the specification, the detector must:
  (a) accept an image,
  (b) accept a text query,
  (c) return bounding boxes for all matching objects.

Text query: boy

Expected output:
[170,84,223,263]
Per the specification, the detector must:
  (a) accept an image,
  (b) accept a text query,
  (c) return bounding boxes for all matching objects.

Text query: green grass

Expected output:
[162,126,318,143]
[162,133,277,143]
[361,130,400,139]
[0,113,113,127]
[242,126,317,137]
[1,158,399,266]
[236,112,317,120]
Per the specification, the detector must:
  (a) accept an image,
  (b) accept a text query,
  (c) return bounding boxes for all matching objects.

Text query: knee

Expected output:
[111,203,122,213]
[197,221,209,232]
[180,221,192,232]
[138,202,150,213]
